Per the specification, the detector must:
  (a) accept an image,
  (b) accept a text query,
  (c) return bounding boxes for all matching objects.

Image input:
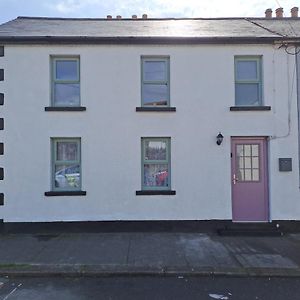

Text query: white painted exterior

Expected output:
[0,43,299,222]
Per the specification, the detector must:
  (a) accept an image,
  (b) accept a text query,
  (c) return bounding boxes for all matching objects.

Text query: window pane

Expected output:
[55,164,80,188]
[144,164,168,187]
[244,157,251,168]
[235,83,260,106]
[144,61,166,81]
[237,169,244,181]
[252,145,259,156]
[56,60,78,80]
[236,145,244,156]
[145,140,167,160]
[54,83,80,106]
[236,60,258,80]
[252,169,259,181]
[238,157,244,169]
[143,84,168,106]
[245,169,252,181]
[57,142,78,161]
[244,145,251,156]
[252,157,259,168]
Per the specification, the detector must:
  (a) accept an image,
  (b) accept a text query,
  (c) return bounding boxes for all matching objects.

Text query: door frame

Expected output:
[231,136,270,223]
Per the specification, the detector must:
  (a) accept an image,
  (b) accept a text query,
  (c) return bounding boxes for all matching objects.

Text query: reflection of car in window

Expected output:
[55,165,80,188]
[155,170,168,186]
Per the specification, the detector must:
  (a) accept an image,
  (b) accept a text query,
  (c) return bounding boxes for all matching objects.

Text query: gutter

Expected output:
[274,40,300,45]
[0,36,288,45]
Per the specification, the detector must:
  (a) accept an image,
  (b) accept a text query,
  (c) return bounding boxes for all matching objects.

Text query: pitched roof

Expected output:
[0,16,300,44]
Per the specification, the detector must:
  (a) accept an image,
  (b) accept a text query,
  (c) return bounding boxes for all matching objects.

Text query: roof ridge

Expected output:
[15,16,300,21]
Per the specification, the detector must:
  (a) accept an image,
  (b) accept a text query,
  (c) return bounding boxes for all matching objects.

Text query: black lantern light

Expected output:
[216,132,224,145]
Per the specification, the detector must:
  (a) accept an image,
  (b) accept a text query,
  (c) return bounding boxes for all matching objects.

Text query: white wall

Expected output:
[0,43,299,222]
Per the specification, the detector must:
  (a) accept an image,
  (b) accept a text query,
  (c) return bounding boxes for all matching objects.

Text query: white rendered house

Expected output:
[0,9,300,224]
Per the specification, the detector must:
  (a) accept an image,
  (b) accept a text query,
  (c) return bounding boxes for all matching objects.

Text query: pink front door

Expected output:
[231,137,269,222]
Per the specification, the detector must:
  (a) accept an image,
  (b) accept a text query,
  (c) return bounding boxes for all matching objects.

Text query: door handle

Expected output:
[233,174,238,185]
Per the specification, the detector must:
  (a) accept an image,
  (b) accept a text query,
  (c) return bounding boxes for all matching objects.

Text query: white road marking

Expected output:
[3,283,22,300]
[209,293,229,300]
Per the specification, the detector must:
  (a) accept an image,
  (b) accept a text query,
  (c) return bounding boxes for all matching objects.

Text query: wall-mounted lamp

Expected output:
[216,132,224,145]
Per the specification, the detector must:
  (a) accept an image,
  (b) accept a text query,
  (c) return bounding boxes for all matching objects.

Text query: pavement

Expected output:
[0,231,300,277]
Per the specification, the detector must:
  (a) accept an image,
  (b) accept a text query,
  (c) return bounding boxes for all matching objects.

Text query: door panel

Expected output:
[231,137,269,222]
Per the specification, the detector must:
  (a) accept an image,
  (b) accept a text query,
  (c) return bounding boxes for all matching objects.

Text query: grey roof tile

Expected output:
[250,19,300,37]
[0,17,299,43]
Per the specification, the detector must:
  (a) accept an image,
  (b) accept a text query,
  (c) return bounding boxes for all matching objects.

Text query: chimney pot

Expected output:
[265,8,272,18]
[275,7,283,18]
[142,14,148,19]
[132,15,137,19]
[291,7,299,18]
[107,15,112,19]
[116,15,122,19]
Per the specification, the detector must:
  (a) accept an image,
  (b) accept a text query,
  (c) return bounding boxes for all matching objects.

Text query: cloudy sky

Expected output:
[0,0,298,24]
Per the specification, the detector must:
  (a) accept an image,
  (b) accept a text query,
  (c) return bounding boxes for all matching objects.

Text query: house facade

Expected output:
[0,10,300,223]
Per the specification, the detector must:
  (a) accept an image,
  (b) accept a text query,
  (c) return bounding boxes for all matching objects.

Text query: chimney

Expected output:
[142,14,148,19]
[132,14,137,19]
[291,7,299,18]
[265,8,272,19]
[275,7,283,18]
[116,15,122,19]
[107,15,112,19]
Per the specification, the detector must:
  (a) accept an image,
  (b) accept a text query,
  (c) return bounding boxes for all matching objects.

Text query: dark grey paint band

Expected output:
[0,94,3,105]
[0,36,284,45]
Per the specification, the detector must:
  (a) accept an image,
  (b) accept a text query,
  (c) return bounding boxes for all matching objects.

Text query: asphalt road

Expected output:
[1,276,300,300]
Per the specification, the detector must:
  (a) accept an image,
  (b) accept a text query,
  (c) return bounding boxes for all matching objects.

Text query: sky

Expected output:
[0,0,298,24]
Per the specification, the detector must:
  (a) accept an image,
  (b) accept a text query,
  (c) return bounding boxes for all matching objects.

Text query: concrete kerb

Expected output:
[1,264,300,278]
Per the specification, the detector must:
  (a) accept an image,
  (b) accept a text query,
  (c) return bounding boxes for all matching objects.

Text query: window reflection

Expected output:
[56,60,78,80]
[145,141,167,160]
[144,164,168,187]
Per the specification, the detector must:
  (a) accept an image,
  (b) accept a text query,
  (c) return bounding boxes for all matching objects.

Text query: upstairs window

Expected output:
[235,56,262,106]
[52,57,80,107]
[141,57,170,107]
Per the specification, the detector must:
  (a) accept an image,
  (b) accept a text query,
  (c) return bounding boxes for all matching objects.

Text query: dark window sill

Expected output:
[136,107,176,112]
[230,106,271,111]
[45,107,86,111]
[136,190,176,196]
[45,191,87,196]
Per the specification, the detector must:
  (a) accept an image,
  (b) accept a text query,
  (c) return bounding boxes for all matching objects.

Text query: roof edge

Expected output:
[0,36,290,45]
[14,16,300,21]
